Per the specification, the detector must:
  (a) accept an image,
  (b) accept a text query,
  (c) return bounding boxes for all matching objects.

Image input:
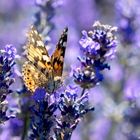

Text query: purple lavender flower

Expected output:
[0,45,16,123]
[73,66,103,88]
[28,88,57,140]
[80,21,117,61]
[34,0,63,43]
[4,45,17,60]
[33,88,46,102]
[73,21,117,89]
[116,0,140,45]
[9,118,23,137]
[0,45,16,101]
[55,86,94,140]
[120,103,140,140]
[28,86,94,140]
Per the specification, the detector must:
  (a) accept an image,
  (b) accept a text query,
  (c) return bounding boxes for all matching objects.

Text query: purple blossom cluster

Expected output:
[0,45,16,122]
[116,0,140,46]
[34,0,63,43]
[73,21,117,89]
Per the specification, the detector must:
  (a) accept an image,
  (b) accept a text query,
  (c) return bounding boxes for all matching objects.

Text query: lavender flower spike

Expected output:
[28,88,57,140]
[34,0,63,42]
[55,86,94,140]
[0,45,16,123]
[73,21,118,89]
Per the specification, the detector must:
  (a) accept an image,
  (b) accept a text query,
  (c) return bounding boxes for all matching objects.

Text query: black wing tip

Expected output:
[59,27,68,42]
[63,27,68,33]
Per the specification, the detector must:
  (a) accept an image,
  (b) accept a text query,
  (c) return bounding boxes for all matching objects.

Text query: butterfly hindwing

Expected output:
[22,61,48,92]
[51,27,68,77]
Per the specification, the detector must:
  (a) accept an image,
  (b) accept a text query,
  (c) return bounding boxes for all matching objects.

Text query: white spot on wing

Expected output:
[37,41,44,47]
[42,55,50,62]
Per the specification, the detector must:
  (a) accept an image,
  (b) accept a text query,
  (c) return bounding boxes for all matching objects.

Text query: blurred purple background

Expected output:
[0,0,140,140]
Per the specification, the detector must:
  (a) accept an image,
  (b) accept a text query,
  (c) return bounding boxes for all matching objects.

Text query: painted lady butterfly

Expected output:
[22,26,68,93]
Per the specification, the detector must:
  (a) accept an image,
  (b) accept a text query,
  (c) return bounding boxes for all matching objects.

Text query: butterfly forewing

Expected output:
[51,27,68,77]
[26,26,52,71]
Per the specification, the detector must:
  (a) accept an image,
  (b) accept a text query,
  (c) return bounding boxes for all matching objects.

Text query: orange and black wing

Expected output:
[22,26,52,92]
[51,27,68,77]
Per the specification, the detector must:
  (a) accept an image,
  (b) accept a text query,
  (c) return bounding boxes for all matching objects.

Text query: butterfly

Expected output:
[22,26,68,94]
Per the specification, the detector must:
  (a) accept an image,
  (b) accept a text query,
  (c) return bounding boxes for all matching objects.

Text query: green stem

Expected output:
[81,88,86,96]
[21,112,29,140]
[56,132,72,140]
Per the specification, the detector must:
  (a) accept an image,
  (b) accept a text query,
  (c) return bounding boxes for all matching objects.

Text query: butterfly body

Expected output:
[22,26,68,93]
